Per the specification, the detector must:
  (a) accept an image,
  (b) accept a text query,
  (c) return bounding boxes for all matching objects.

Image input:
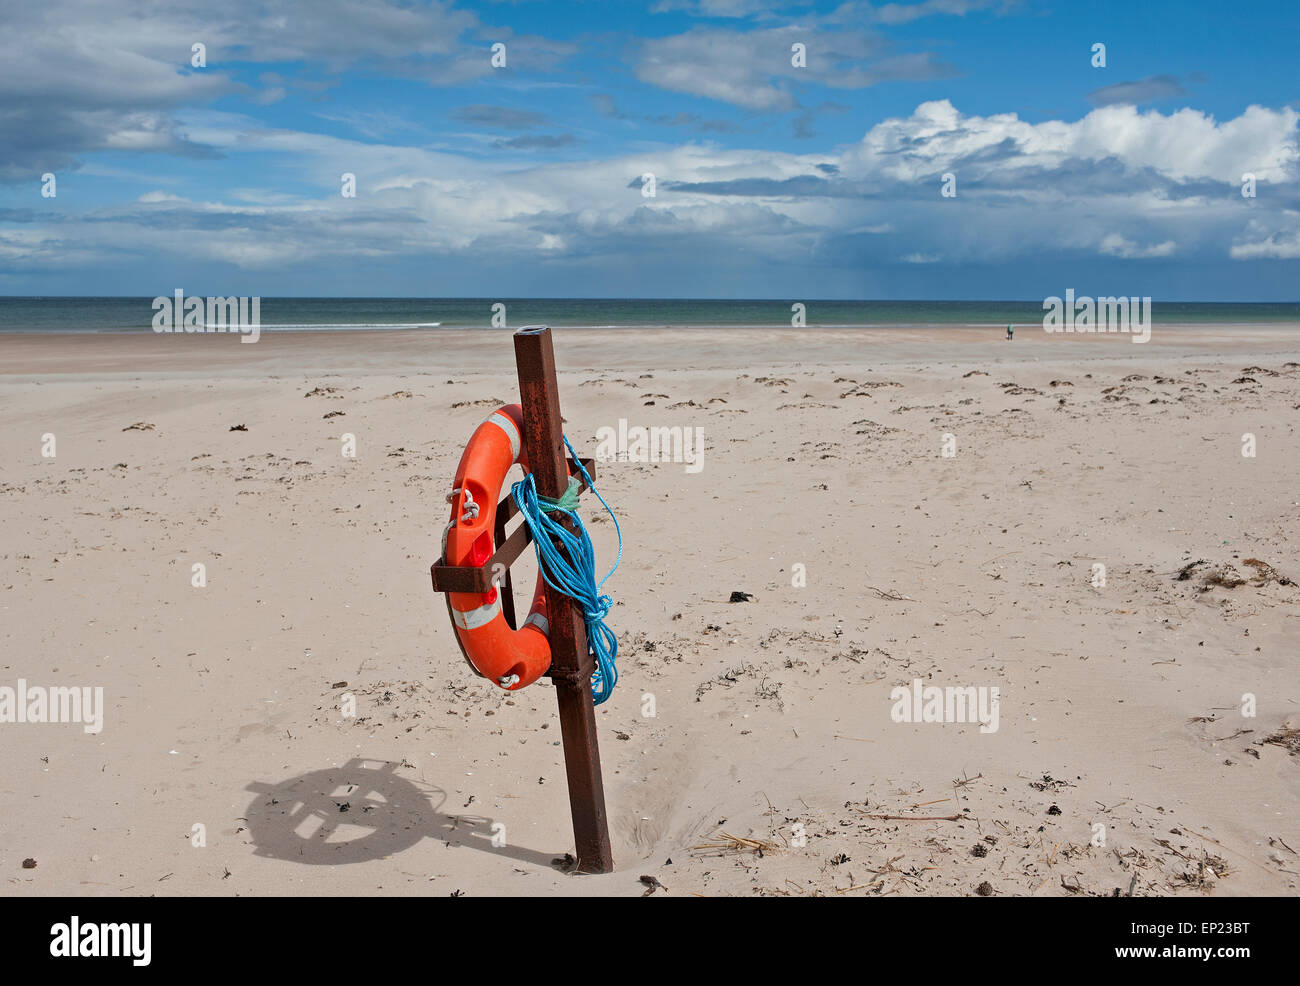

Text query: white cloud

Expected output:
[137,191,188,203]
[1230,235,1300,259]
[1230,213,1300,259]
[872,0,1001,25]
[634,24,950,111]
[650,0,798,16]
[1099,234,1176,258]
[843,100,1300,184]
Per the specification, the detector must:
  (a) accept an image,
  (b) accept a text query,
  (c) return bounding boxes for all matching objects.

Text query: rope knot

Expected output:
[535,474,582,513]
[510,440,622,705]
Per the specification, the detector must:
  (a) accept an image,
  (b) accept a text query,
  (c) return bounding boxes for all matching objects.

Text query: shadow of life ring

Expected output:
[244,759,446,865]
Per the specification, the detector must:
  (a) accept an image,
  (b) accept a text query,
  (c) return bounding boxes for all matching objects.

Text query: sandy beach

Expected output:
[2,324,1298,897]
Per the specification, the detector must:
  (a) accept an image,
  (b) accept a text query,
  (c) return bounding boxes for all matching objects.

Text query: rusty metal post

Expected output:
[513,325,614,874]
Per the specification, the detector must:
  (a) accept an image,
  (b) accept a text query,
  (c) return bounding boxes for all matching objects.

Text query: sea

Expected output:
[1,297,1297,334]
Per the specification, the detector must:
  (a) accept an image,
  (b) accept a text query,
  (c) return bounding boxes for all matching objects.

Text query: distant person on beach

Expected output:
[1006,324,1014,341]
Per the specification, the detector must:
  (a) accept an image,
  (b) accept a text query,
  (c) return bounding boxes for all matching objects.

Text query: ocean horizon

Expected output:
[2,296,1299,334]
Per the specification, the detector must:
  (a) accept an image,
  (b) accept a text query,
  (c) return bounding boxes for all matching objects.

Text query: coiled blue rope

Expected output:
[511,436,623,705]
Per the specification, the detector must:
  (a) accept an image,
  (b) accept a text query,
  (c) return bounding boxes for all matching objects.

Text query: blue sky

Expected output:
[2,0,1298,299]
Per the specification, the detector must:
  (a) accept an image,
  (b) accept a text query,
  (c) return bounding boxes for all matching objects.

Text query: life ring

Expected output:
[442,404,552,690]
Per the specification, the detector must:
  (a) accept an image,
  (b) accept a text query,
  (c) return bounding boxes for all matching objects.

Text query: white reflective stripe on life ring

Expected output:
[486,411,521,463]
[522,612,549,637]
[452,596,502,630]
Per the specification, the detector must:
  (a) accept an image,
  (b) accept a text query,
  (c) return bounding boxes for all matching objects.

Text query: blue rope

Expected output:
[511,436,623,705]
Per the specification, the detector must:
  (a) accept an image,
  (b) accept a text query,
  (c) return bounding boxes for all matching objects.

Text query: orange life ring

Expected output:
[443,404,552,690]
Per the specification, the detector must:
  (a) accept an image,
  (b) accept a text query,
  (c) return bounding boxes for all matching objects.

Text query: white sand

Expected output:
[2,325,1298,896]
